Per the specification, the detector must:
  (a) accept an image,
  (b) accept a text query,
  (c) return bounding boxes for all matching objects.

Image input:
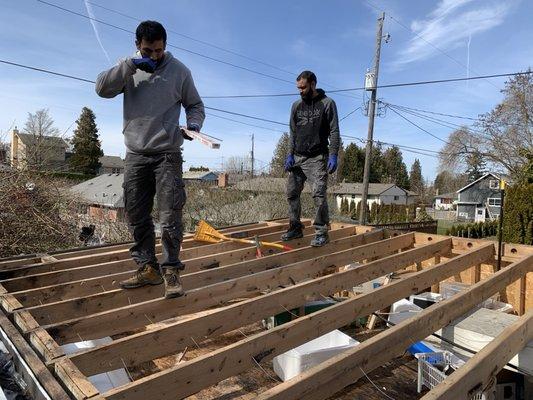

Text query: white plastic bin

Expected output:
[388,298,422,326]
[273,330,359,381]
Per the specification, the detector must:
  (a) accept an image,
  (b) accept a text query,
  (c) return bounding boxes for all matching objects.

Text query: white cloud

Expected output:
[394,0,515,67]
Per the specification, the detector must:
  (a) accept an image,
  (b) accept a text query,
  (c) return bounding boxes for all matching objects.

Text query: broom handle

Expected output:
[226,237,290,251]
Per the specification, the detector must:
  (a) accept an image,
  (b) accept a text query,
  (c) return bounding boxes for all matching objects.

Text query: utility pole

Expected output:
[359,11,385,225]
[251,133,255,178]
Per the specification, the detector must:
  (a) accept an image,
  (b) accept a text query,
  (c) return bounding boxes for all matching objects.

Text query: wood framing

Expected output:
[0,221,532,400]
[421,308,533,400]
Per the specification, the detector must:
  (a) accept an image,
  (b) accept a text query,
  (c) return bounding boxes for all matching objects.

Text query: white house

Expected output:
[332,183,417,210]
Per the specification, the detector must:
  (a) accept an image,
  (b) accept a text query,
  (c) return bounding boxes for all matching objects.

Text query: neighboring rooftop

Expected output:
[70,173,124,208]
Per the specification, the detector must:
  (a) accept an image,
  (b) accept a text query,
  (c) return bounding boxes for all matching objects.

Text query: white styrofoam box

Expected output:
[409,292,442,309]
[481,298,514,314]
[426,308,533,375]
[61,337,131,392]
[273,330,359,381]
[388,298,422,326]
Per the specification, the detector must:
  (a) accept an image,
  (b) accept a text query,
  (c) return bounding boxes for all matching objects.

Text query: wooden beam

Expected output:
[22,227,360,325]
[254,253,532,400]
[41,230,392,344]
[69,237,451,376]
[0,223,302,290]
[0,309,70,400]
[0,221,290,279]
[421,309,533,400]
[54,358,100,400]
[102,243,492,400]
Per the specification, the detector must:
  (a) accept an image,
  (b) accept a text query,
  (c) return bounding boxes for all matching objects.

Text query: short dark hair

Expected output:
[136,20,167,43]
[297,70,317,84]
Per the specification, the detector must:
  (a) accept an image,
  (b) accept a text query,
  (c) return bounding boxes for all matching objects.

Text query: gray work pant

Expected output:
[123,152,186,271]
[286,153,329,233]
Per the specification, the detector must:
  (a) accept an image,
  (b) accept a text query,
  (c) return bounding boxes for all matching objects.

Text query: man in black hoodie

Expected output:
[282,71,340,247]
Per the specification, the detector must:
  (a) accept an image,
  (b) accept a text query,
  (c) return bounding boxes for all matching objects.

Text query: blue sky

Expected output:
[1,0,531,180]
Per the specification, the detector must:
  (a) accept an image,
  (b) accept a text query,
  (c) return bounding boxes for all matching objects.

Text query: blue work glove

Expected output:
[181,123,200,141]
[327,154,338,174]
[187,123,200,132]
[284,154,295,172]
[132,57,157,73]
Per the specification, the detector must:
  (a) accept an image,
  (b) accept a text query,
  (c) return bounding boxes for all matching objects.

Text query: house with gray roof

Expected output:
[98,155,124,175]
[70,173,125,222]
[456,172,503,222]
[10,128,68,170]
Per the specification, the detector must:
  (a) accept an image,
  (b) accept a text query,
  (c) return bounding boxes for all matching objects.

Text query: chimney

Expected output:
[10,127,19,168]
[218,172,228,188]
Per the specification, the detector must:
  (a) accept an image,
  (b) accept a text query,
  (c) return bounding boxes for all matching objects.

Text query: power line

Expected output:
[387,106,450,145]
[204,71,531,98]
[383,103,478,121]
[206,113,286,133]
[38,0,361,100]
[204,107,288,126]
[0,59,95,83]
[86,0,297,78]
[1,55,529,98]
[36,0,295,85]
[339,107,362,122]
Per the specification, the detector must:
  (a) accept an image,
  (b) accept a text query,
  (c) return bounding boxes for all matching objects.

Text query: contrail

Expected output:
[84,0,111,64]
[466,32,472,88]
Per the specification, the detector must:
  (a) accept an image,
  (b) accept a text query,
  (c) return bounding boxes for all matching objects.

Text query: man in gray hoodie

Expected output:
[95,20,205,299]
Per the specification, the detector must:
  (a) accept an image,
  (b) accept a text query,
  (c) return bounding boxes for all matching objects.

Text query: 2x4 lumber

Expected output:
[102,242,493,400]
[255,252,533,400]
[0,223,301,288]
[21,226,359,325]
[3,225,312,309]
[421,309,533,400]
[69,237,451,376]
[54,358,100,400]
[39,229,388,343]
[0,310,71,400]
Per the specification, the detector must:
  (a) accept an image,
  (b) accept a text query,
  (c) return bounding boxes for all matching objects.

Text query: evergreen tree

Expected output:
[409,159,424,194]
[369,143,385,183]
[270,132,290,177]
[340,143,365,182]
[465,150,487,182]
[382,146,410,189]
[69,107,103,175]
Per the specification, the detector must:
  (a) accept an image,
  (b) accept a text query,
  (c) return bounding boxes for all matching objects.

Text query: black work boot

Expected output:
[281,222,304,242]
[310,232,329,247]
[119,264,163,289]
[163,268,185,299]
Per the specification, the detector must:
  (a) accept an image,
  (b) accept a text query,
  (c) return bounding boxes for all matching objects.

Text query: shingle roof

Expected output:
[183,171,219,180]
[70,173,124,208]
[99,155,124,169]
[331,183,397,195]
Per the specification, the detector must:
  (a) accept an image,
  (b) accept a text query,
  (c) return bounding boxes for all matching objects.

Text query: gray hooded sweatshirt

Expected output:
[95,51,205,154]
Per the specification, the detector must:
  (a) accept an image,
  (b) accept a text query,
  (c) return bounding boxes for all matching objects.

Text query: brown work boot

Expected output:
[163,268,185,299]
[119,264,163,289]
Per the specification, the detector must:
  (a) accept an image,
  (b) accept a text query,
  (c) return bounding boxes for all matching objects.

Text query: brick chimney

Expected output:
[218,172,228,188]
[10,127,19,168]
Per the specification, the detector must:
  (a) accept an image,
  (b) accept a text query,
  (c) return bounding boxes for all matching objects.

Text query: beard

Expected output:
[300,91,313,101]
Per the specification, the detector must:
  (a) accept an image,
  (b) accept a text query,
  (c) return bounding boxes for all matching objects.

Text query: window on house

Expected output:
[488,198,501,207]
[489,179,499,189]
[394,195,399,201]
[351,195,355,199]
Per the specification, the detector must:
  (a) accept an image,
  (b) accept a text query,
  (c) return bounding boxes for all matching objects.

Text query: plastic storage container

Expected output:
[273,330,359,381]
[416,351,494,399]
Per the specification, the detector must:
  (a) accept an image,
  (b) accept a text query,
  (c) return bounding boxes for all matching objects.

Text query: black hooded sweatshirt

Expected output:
[288,89,340,157]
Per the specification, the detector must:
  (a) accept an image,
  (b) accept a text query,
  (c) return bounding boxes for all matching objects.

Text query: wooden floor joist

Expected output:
[1,221,532,400]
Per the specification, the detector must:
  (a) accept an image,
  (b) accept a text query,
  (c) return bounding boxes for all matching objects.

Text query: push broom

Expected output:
[194,220,293,251]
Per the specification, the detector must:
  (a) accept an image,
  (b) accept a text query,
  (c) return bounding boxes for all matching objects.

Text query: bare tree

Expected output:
[439,72,532,177]
[20,109,65,170]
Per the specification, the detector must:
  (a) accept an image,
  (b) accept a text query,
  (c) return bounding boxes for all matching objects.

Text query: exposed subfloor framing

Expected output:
[0,219,531,399]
